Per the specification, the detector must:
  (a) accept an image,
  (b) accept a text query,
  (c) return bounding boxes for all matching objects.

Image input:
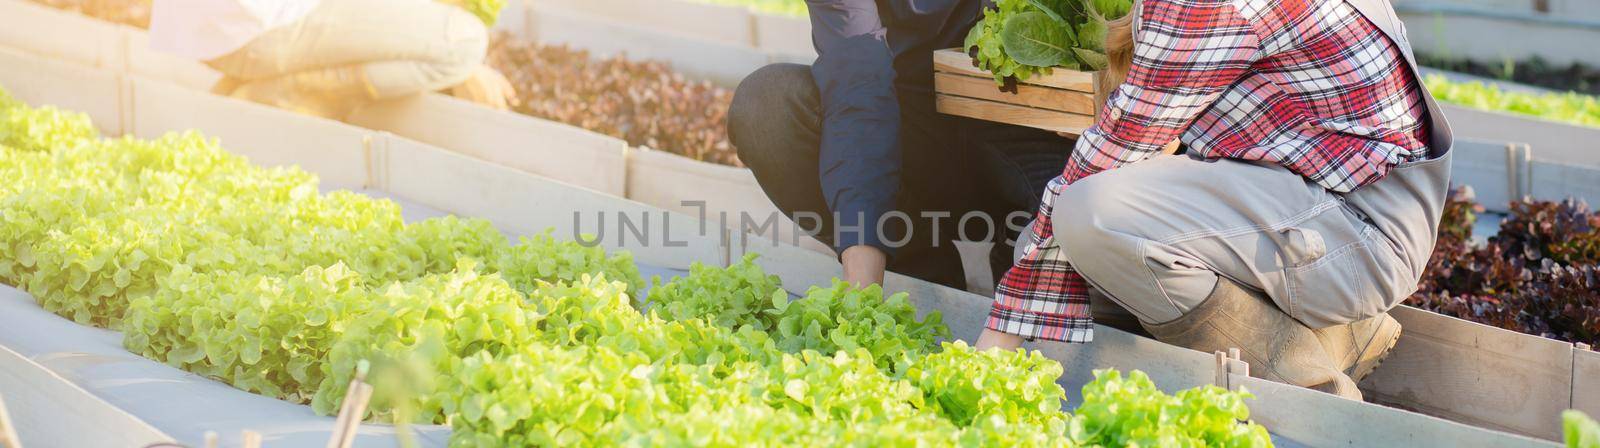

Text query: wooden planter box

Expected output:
[932,48,1098,135]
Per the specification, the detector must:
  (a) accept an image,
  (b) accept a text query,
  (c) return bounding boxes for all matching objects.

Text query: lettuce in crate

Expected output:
[965,0,1133,90]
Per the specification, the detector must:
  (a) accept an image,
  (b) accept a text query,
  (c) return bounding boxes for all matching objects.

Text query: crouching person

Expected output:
[977,0,1454,401]
[149,0,515,119]
[729,0,1070,290]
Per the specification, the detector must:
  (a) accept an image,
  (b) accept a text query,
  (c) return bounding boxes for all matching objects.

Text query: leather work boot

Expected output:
[1314,313,1402,382]
[1141,278,1363,400]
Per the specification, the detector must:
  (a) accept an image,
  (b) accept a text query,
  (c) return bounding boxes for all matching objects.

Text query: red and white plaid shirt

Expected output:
[988,0,1430,342]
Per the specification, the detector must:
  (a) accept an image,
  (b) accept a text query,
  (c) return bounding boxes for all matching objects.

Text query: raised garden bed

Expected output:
[1420,53,1600,96]
[487,36,739,166]
[1410,187,1600,347]
[1425,74,1600,129]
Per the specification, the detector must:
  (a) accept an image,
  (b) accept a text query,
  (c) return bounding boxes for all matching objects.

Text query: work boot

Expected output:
[1141,278,1362,400]
[1314,313,1402,382]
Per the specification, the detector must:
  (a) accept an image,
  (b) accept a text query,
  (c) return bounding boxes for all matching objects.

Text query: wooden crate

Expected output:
[933,48,1097,135]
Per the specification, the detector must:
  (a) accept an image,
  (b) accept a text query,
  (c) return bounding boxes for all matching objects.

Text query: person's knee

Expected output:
[1052,175,1143,266]
[729,63,815,166]
[426,7,491,88]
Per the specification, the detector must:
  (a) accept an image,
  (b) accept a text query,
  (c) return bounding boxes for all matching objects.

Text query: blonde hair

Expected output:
[1094,11,1136,112]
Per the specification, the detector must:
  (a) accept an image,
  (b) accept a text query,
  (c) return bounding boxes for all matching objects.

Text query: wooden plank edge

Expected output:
[1573,344,1600,416]
[346,92,631,197]
[932,48,1095,92]
[935,94,1092,135]
[0,0,125,70]
[527,0,756,46]
[526,5,766,87]
[934,72,1096,115]
[0,345,174,447]
[1362,304,1574,440]
[1234,373,1559,448]
[376,132,730,269]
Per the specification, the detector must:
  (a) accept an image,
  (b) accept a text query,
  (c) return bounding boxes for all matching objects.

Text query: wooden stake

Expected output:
[0,393,20,448]
[333,383,374,448]
[327,366,374,448]
[325,365,371,448]
[1213,351,1229,388]
[1211,349,1251,391]
[325,385,359,448]
[240,430,261,448]
[1226,349,1251,385]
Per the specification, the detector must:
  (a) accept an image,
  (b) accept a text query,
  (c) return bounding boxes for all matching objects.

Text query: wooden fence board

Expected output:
[1529,159,1600,206]
[490,0,530,37]
[0,0,123,69]
[129,76,371,191]
[1575,347,1600,417]
[529,0,755,45]
[935,94,1094,135]
[0,346,174,448]
[1442,104,1600,169]
[932,48,1094,92]
[527,6,768,87]
[378,133,726,269]
[934,72,1096,114]
[1449,138,1528,212]
[1360,305,1575,440]
[1238,374,1559,448]
[625,148,831,251]
[0,47,125,135]
[753,14,815,60]
[347,92,629,196]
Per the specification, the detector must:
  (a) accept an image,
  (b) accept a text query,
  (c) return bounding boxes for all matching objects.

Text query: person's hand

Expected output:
[840,245,887,287]
[450,65,518,110]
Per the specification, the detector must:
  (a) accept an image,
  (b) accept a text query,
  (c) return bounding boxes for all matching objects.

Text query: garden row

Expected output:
[0,41,1581,448]
[0,83,1278,446]
[1414,187,1599,347]
[1423,75,1600,129]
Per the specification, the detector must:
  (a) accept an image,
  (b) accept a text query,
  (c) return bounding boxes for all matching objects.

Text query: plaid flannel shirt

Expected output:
[987,0,1430,342]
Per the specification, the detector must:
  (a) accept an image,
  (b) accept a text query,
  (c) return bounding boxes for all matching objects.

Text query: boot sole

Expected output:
[1351,319,1403,382]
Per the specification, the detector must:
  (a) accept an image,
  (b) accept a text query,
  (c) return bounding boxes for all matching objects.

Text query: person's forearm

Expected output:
[809,0,902,259]
[975,328,1024,351]
[840,244,887,287]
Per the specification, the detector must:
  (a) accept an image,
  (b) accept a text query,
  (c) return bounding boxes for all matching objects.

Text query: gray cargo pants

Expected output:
[1038,151,1449,329]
